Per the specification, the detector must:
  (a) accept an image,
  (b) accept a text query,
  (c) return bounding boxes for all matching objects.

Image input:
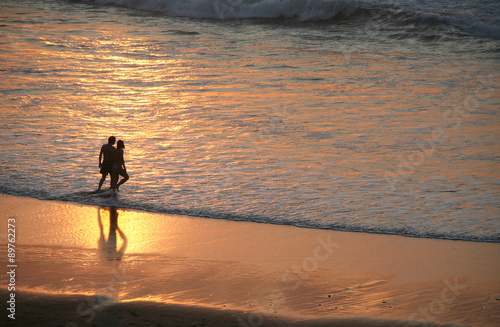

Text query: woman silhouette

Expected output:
[111,140,129,192]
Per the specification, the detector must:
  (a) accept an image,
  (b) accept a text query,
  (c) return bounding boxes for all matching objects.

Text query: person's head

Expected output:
[108,136,116,145]
[117,140,125,149]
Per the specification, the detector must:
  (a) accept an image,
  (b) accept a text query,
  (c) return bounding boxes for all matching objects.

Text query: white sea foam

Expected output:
[91,0,355,20]
[85,0,500,39]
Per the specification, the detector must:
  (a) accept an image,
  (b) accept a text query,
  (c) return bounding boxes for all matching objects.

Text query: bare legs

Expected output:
[97,174,107,192]
[116,171,129,191]
[111,169,129,192]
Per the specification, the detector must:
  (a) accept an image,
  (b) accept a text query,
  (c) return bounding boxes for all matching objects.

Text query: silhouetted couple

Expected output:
[97,136,129,193]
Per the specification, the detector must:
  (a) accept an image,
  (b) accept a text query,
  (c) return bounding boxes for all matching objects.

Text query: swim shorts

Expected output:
[100,161,114,175]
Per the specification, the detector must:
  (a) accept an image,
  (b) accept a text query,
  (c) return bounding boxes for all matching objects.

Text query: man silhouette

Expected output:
[96,136,116,192]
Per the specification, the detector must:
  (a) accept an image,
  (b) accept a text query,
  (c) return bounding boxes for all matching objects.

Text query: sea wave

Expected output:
[2,188,499,243]
[80,0,500,40]
[85,0,359,20]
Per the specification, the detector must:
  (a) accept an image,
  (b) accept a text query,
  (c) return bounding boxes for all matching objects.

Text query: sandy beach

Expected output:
[2,0,499,325]
[1,194,499,326]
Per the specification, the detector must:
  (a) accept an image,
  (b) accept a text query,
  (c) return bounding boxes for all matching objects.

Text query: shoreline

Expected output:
[1,194,500,326]
[1,190,498,244]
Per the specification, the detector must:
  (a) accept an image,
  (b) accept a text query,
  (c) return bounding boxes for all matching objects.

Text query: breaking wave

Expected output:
[81,0,500,40]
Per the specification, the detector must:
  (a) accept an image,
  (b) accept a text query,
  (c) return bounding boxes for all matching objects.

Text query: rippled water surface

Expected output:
[1,0,499,241]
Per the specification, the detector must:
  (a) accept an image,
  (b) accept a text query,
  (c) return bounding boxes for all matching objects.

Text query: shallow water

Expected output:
[1,0,499,241]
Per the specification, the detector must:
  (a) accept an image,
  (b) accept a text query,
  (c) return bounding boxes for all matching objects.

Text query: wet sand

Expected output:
[1,194,499,326]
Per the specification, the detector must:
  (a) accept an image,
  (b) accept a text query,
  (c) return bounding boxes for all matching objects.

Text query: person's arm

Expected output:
[99,146,103,167]
[121,151,126,170]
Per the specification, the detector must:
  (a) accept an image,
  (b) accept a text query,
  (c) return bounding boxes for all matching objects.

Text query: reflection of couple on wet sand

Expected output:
[96,136,129,193]
[98,206,127,261]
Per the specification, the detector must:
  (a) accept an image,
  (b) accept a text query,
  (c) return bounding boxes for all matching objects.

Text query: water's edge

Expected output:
[3,192,498,244]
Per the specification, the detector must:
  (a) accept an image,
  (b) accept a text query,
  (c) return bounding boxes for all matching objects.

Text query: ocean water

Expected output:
[0,0,499,242]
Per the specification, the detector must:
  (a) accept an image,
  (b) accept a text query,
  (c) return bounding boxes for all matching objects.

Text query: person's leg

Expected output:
[97,174,106,191]
[116,171,129,191]
[110,170,119,190]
